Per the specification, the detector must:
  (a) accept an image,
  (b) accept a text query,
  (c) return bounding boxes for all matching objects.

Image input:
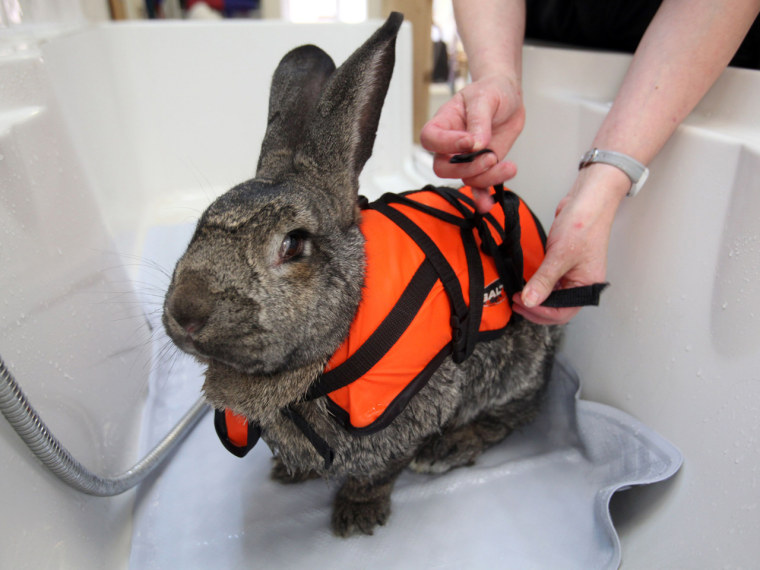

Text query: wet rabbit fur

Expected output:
[163,13,560,537]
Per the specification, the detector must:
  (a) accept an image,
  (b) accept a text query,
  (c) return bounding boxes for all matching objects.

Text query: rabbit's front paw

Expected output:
[331,493,391,537]
[331,475,397,537]
[270,456,320,484]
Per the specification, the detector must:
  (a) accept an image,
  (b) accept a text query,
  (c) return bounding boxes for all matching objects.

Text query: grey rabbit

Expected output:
[163,12,561,537]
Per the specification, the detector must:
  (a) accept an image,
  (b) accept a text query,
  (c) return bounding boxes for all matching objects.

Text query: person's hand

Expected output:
[512,165,629,325]
[420,74,525,211]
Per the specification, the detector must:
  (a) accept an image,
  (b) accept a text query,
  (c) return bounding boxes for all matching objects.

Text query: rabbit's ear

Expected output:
[294,12,403,221]
[256,45,336,181]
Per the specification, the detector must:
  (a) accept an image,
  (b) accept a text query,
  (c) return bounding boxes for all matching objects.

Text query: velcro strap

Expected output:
[281,406,335,470]
[541,283,609,308]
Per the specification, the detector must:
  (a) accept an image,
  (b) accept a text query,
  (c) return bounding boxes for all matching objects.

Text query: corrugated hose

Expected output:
[0,353,209,496]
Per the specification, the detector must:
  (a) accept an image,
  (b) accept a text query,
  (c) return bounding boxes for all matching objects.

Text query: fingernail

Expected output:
[456,136,473,152]
[522,289,540,308]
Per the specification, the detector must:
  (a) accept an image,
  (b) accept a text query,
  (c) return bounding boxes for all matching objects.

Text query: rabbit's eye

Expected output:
[279,232,306,262]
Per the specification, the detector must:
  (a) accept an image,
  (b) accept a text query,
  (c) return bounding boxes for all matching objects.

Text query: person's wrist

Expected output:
[575,162,632,203]
[475,70,522,94]
[579,148,648,196]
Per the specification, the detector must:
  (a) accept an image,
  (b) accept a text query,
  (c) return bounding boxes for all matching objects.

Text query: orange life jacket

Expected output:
[316,185,545,432]
[213,185,605,465]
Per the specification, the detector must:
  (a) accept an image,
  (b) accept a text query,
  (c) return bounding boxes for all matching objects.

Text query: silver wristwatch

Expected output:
[578,148,649,197]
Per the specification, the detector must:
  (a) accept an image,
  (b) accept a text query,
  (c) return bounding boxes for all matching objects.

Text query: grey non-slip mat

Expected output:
[130,224,682,569]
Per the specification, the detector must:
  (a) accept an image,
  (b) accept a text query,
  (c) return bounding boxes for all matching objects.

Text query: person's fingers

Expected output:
[512,294,581,325]
[515,240,597,324]
[420,93,475,155]
[431,149,498,180]
[471,188,495,213]
[420,122,473,155]
[463,91,497,151]
[461,160,518,190]
[520,253,570,308]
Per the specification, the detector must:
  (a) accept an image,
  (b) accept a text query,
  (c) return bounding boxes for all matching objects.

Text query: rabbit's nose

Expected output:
[177,315,207,336]
[168,270,213,336]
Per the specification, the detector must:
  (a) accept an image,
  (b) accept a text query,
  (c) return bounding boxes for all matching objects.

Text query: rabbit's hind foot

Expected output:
[409,420,499,474]
[409,397,542,474]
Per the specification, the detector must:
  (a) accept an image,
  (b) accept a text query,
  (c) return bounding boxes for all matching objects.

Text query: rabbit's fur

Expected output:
[163,13,560,537]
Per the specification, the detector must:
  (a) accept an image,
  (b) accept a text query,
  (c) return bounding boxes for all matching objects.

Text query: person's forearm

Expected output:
[593,0,760,166]
[453,0,525,84]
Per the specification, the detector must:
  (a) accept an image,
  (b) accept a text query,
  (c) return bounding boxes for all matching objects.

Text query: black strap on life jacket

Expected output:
[214,406,335,469]
[442,149,608,308]
[280,406,335,469]
[214,183,607,464]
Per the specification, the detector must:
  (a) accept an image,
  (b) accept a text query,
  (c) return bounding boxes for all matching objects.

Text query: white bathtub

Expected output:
[0,17,758,569]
